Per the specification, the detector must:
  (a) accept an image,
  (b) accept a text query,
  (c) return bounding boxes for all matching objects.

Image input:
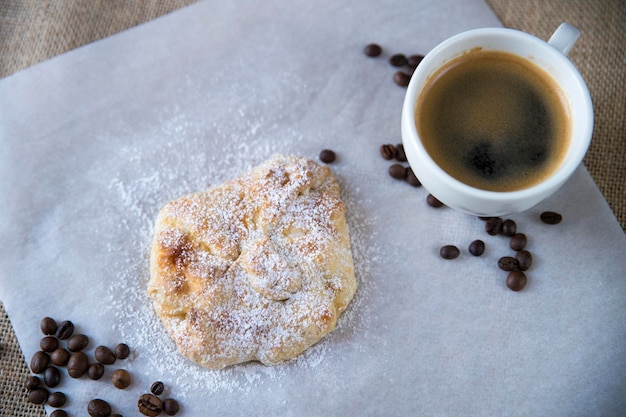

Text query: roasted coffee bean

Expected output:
[88,399,112,417]
[50,348,70,367]
[27,388,49,404]
[440,245,460,260]
[30,351,49,374]
[407,54,424,68]
[88,363,105,380]
[379,144,397,160]
[67,351,89,378]
[393,71,410,87]
[468,240,485,256]
[114,343,130,360]
[48,391,66,408]
[112,369,131,389]
[44,366,61,388]
[319,149,336,163]
[163,398,180,416]
[388,163,407,179]
[25,375,41,391]
[40,336,59,353]
[389,53,408,67]
[509,233,528,251]
[485,217,503,235]
[426,194,444,208]
[110,415,123,417]
[150,381,165,396]
[56,320,74,340]
[40,317,57,335]
[506,271,528,291]
[364,43,382,57]
[50,410,68,417]
[67,334,90,352]
[406,167,421,187]
[540,211,562,224]
[498,256,520,272]
[516,250,533,271]
[138,393,163,417]
[501,219,517,236]
[95,345,116,365]
[395,143,407,162]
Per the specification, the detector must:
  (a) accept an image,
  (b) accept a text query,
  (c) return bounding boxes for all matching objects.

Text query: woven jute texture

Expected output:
[0,1,624,415]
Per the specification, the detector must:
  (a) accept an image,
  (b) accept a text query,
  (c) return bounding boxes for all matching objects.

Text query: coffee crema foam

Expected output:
[416,50,571,192]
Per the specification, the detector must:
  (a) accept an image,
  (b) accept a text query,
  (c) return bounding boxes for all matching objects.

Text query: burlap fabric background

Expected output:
[1,1,624,415]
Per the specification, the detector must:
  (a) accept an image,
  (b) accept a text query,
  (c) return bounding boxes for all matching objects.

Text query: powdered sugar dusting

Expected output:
[103,120,379,394]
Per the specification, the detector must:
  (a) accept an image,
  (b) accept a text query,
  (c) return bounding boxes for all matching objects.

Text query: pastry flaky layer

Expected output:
[148,155,356,369]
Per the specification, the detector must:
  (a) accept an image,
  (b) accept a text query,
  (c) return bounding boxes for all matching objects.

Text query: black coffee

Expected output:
[416,50,570,191]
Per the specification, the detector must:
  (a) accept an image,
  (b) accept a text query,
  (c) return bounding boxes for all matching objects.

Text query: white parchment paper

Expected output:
[1,0,625,416]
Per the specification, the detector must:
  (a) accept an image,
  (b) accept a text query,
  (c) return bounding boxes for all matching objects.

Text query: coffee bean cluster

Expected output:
[379,143,422,187]
[379,143,449,210]
[479,217,533,291]
[438,213,563,291]
[136,381,180,416]
[363,43,424,87]
[25,317,180,416]
[25,317,132,416]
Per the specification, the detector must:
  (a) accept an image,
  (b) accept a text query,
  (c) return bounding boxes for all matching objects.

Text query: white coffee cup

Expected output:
[401,23,593,216]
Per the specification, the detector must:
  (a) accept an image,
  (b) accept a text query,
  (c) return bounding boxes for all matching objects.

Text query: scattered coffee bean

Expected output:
[50,348,70,367]
[515,250,533,271]
[50,410,68,417]
[67,333,90,352]
[40,336,59,353]
[501,219,517,236]
[30,351,49,374]
[27,388,49,404]
[112,369,131,389]
[364,43,382,57]
[395,143,407,162]
[88,399,112,417]
[88,363,105,380]
[150,381,165,396]
[163,398,180,416]
[506,271,528,291]
[138,393,163,417]
[114,343,130,360]
[406,167,421,187]
[440,245,460,260]
[509,233,528,251]
[56,321,74,340]
[40,317,57,336]
[67,351,89,378]
[44,366,61,388]
[95,345,116,365]
[319,149,336,163]
[485,217,503,235]
[540,211,562,225]
[426,194,444,208]
[498,256,520,272]
[379,144,397,160]
[388,163,407,179]
[393,71,410,87]
[110,415,123,417]
[25,375,41,391]
[407,54,425,67]
[47,391,66,408]
[468,240,485,256]
[389,53,408,67]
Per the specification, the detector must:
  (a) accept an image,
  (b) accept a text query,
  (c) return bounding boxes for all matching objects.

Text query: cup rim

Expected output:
[402,27,594,202]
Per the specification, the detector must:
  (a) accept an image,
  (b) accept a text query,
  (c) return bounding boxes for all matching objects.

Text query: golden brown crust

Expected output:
[148,155,356,368]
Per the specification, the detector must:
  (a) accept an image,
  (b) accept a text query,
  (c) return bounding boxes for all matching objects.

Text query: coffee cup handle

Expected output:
[548,23,580,56]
